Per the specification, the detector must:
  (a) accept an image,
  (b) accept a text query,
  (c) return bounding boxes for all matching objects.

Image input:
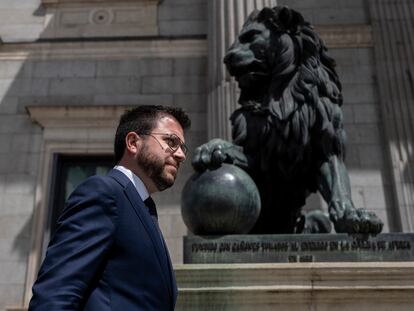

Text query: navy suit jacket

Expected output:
[29,169,177,311]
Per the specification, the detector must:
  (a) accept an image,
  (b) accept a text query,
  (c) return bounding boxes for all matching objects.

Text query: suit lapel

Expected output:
[108,169,174,301]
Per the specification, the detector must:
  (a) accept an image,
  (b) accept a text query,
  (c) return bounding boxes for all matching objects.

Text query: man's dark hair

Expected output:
[114,105,191,163]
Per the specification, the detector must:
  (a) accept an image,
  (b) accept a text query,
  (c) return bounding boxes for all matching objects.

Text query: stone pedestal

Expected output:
[175,262,414,311]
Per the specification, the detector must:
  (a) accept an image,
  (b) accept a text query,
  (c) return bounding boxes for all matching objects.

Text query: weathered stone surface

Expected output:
[175,261,414,311]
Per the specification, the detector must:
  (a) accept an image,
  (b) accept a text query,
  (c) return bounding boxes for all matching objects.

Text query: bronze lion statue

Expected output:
[193,6,383,234]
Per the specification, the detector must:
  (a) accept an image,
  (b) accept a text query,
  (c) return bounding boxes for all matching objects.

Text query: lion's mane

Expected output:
[231,7,346,178]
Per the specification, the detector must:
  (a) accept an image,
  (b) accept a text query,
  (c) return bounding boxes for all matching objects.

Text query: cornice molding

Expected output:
[26,105,131,128]
[0,39,207,60]
[42,0,159,6]
[316,24,373,48]
[0,25,371,61]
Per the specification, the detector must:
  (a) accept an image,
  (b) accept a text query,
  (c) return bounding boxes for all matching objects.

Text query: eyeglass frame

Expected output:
[136,132,188,156]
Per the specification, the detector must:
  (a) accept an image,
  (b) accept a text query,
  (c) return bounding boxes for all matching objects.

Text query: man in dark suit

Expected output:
[29,105,191,311]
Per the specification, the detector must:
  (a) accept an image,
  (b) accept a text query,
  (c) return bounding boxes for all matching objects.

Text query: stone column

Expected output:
[370,0,414,231]
[207,0,277,140]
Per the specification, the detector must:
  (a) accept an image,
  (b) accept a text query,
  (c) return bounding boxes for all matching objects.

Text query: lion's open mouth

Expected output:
[226,59,270,81]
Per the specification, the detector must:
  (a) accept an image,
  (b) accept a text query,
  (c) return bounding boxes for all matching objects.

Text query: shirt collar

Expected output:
[114,165,150,201]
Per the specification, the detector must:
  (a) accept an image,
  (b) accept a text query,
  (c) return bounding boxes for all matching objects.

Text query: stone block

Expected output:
[173,94,207,112]
[20,95,94,107]
[43,127,90,142]
[342,83,377,104]
[158,3,207,21]
[94,94,173,106]
[337,65,375,84]
[165,237,183,264]
[358,144,385,168]
[49,78,96,96]
[0,115,36,134]
[184,131,208,149]
[0,135,12,154]
[175,262,414,310]
[0,0,39,8]
[329,48,374,67]
[351,186,366,209]
[96,60,141,77]
[0,174,5,193]
[10,134,31,153]
[0,78,49,97]
[33,60,96,78]
[159,213,187,238]
[0,24,43,43]
[41,3,159,39]
[142,76,207,94]
[341,105,354,124]
[0,156,11,174]
[363,186,387,209]
[0,284,24,311]
[313,8,369,25]
[0,61,32,79]
[0,97,19,115]
[0,238,29,261]
[159,20,207,36]
[94,77,141,95]
[187,112,207,132]
[139,58,173,76]
[0,9,43,25]
[353,103,380,124]
[0,261,27,284]
[0,214,32,239]
[278,0,365,9]
[346,124,381,144]
[97,58,174,78]
[345,144,361,168]
[161,0,206,4]
[0,79,16,97]
[173,58,207,76]
[349,169,385,188]
[9,153,40,176]
[4,174,35,195]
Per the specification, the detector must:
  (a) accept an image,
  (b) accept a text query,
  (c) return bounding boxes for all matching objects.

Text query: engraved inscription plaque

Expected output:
[184,234,414,263]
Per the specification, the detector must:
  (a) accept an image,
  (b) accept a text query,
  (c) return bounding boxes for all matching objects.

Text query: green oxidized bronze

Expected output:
[188,6,383,235]
[182,163,261,235]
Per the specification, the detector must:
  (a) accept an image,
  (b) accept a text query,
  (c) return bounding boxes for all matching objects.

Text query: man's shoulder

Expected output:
[72,173,122,198]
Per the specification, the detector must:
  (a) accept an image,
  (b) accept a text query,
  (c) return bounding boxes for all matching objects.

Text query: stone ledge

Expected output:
[175,262,414,310]
[42,0,159,6]
[40,0,161,38]
[0,39,208,60]
[26,105,131,128]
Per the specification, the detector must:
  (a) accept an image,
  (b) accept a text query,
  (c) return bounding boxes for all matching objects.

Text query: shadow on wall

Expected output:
[1,0,208,307]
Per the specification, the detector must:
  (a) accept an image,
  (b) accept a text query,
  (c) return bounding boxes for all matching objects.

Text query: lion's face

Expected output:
[224,15,271,88]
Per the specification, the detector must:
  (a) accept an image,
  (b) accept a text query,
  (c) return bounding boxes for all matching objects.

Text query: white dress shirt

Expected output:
[114,165,150,201]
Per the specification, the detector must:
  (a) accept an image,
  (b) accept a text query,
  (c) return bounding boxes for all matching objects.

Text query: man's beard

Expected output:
[137,144,175,191]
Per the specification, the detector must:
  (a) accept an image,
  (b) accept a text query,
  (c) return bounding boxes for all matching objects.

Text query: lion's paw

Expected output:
[330,201,383,234]
[192,139,246,172]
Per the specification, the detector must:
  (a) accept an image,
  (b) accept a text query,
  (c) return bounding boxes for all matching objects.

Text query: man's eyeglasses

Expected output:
[138,132,188,156]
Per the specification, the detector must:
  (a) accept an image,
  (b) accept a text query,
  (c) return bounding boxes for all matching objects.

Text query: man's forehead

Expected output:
[153,115,185,139]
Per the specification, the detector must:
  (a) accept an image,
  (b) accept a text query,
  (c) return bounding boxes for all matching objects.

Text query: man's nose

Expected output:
[174,146,186,162]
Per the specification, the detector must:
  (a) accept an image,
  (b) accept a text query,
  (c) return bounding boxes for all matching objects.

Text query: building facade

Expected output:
[0,0,413,309]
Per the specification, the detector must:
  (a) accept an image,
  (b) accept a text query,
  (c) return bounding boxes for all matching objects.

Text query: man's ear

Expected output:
[125,132,141,155]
